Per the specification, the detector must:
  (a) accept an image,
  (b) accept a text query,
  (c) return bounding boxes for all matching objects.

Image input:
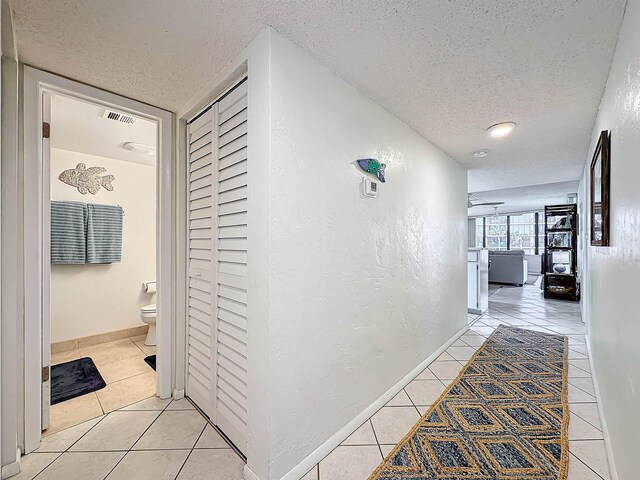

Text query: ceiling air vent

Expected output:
[102,109,137,124]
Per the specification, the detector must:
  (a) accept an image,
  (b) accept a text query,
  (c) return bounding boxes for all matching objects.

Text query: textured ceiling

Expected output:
[51,94,157,166]
[11,0,626,190]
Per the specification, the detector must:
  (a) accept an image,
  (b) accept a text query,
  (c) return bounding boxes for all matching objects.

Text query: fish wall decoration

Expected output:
[357,158,386,183]
[59,163,115,195]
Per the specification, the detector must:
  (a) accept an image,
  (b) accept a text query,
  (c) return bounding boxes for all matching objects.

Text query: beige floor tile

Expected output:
[569,377,596,396]
[569,359,592,374]
[301,466,319,480]
[568,384,596,403]
[38,417,104,452]
[428,361,463,380]
[341,420,377,446]
[414,367,437,380]
[96,372,156,413]
[177,449,244,480]
[51,350,81,365]
[460,335,487,347]
[105,450,189,480]
[70,411,160,451]
[379,445,396,458]
[78,338,144,368]
[10,453,60,480]
[319,445,381,480]
[569,403,602,430]
[36,452,125,480]
[370,407,420,445]
[98,355,155,384]
[47,393,104,436]
[120,395,171,411]
[568,415,604,441]
[568,454,604,480]
[134,340,156,356]
[469,325,496,336]
[133,410,207,450]
[385,390,413,407]
[166,398,196,410]
[195,425,232,449]
[404,379,446,406]
[570,440,611,479]
[450,339,468,347]
[446,346,476,361]
[568,363,592,378]
[435,351,456,362]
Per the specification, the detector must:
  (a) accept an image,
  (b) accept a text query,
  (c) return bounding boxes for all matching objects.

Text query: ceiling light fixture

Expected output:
[487,122,516,138]
[123,142,155,156]
[472,149,489,158]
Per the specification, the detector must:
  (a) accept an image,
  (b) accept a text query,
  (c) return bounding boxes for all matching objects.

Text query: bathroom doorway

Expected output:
[44,92,159,435]
[22,67,174,453]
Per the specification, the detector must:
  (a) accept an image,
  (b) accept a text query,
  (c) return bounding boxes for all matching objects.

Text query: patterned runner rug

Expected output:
[368,325,569,480]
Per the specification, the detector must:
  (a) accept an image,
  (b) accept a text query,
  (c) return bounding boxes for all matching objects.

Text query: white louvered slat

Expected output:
[186,79,248,455]
[186,112,215,420]
[215,81,248,454]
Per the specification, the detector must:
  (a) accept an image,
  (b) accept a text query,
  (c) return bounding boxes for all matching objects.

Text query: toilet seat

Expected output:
[141,304,156,317]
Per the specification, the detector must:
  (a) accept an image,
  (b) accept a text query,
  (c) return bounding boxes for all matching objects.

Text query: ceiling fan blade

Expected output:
[469,201,505,207]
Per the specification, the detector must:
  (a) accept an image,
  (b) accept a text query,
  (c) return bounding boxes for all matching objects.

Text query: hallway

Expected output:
[14,284,610,480]
[310,285,609,480]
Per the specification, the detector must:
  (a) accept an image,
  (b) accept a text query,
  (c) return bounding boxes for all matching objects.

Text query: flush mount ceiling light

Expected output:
[487,122,516,138]
[123,142,155,155]
[472,149,489,158]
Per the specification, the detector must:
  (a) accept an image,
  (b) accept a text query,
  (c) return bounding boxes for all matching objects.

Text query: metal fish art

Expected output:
[59,163,115,195]
[357,158,386,183]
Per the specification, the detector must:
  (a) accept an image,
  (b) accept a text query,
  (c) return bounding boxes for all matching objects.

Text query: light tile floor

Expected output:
[47,335,157,435]
[16,398,245,480]
[23,285,611,480]
[311,284,612,480]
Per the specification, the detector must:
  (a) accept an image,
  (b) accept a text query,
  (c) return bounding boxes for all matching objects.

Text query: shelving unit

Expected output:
[544,204,579,301]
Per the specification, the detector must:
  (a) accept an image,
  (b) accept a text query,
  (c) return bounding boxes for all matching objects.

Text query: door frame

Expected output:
[22,66,174,453]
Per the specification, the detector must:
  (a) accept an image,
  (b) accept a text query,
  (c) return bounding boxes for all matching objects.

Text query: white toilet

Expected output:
[140,304,156,346]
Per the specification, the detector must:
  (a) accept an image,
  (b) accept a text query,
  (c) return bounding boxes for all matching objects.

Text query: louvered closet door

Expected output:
[186,79,248,454]
[214,80,248,454]
[186,109,217,420]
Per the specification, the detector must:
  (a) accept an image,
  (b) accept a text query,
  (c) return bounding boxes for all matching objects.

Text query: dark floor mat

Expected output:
[51,357,106,405]
[144,355,156,371]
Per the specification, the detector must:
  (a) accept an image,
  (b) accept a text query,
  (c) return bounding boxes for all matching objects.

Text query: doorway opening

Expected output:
[22,67,174,454]
[44,93,159,435]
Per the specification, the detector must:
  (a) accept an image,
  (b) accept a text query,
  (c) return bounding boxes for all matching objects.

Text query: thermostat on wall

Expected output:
[362,177,377,197]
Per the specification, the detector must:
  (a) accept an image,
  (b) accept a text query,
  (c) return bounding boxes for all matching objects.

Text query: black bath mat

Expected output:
[144,355,156,371]
[51,357,106,405]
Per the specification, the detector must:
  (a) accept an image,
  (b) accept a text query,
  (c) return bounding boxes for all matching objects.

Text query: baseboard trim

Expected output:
[172,389,185,400]
[585,334,619,480]
[52,325,149,353]
[1,449,21,479]
[243,465,261,480]
[278,323,471,480]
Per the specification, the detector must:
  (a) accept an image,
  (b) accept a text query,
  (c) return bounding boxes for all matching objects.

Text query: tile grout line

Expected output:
[569,451,607,480]
[367,418,384,459]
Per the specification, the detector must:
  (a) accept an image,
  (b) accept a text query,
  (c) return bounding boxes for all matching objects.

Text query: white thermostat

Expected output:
[362,177,378,197]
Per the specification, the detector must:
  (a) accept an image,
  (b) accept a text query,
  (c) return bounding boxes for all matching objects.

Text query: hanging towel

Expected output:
[86,203,123,263]
[51,201,87,264]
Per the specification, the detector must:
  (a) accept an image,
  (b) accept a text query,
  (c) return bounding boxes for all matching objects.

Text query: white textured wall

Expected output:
[262,32,467,479]
[50,149,155,343]
[578,1,640,478]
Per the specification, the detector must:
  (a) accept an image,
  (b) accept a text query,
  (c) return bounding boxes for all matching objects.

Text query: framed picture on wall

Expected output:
[590,130,611,246]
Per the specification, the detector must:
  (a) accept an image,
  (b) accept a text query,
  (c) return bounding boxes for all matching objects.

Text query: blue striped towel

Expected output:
[86,204,123,264]
[51,201,87,264]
